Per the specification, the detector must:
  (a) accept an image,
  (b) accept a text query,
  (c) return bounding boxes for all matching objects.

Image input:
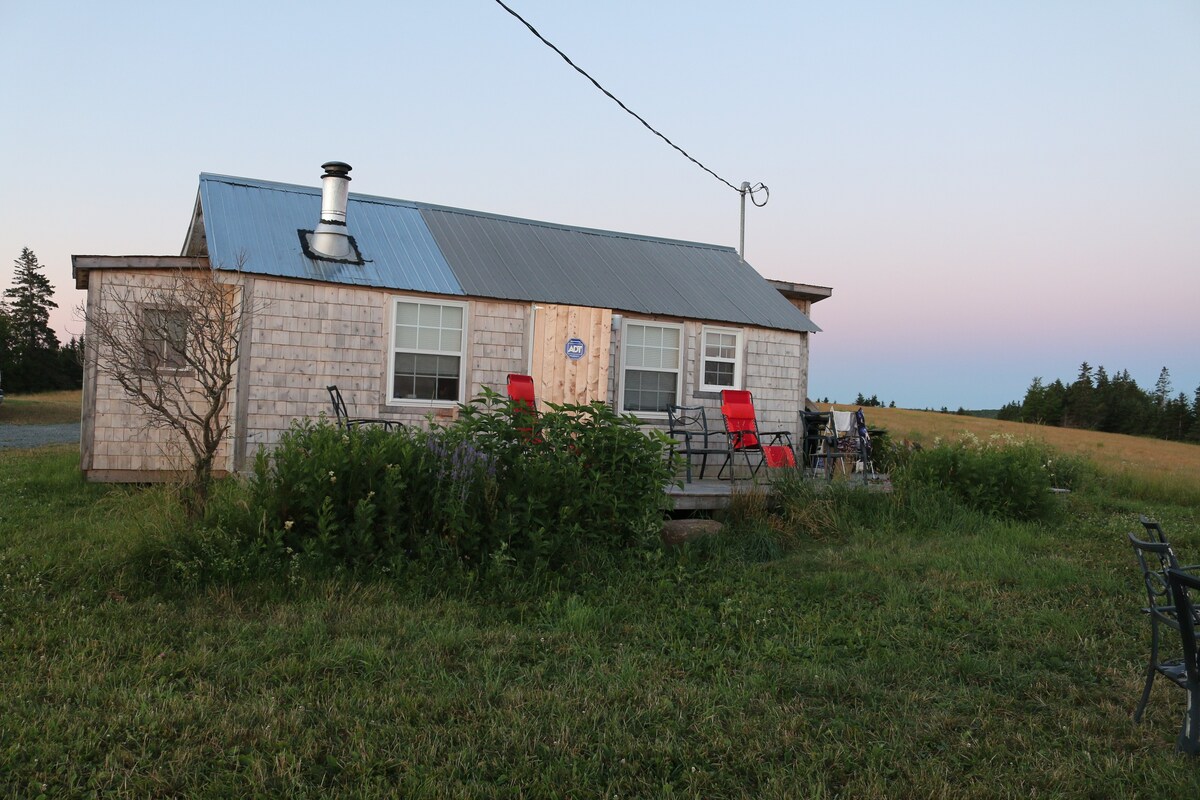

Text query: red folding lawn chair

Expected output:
[717,389,795,479]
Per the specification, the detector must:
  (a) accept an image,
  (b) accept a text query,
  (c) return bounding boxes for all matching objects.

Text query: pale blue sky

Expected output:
[2,1,1197,408]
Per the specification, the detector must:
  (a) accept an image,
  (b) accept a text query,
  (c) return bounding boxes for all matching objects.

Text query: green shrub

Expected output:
[893,432,1062,522]
[1042,451,1094,491]
[866,430,911,474]
[237,390,676,575]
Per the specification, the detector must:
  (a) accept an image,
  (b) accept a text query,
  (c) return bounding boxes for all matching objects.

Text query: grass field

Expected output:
[844,405,1200,504]
[0,389,82,425]
[2,410,1200,796]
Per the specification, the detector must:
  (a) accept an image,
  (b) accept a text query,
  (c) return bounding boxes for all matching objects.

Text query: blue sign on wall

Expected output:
[565,337,586,360]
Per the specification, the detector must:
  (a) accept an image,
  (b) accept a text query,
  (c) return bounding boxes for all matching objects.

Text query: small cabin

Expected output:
[73,162,831,482]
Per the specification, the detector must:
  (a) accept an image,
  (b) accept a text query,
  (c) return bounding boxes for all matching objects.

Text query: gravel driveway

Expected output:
[0,423,81,449]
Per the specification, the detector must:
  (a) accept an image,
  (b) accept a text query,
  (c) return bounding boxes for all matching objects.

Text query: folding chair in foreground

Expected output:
[717,390,795,479]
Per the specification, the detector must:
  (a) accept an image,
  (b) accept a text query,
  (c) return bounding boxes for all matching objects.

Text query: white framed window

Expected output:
[620,320,683,416]
[699,326,743,392]
[141,307,188,370]
[389,298,467,404]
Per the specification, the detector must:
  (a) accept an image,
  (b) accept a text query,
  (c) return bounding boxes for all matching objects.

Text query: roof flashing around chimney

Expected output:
[298,229,366,265]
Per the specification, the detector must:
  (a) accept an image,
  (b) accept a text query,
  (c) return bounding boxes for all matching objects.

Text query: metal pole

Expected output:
[738,181,750,260]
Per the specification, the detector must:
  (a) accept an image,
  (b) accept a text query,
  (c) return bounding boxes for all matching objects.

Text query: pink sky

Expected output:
[3,2,1197,408]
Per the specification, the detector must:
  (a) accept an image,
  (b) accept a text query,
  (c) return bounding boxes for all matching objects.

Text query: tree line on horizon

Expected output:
[0,248,84,394]
[996,363,1199,443]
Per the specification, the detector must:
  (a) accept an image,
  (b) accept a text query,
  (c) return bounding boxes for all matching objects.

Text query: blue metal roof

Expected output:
[195,173,818,333]
[197,174,462,295]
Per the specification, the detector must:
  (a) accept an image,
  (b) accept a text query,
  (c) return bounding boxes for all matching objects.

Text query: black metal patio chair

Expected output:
[1127,532,1200,726]
[800,411,831,476]
[666,405,729,483]
[1166,567,1200,755]
[327,385,400,432]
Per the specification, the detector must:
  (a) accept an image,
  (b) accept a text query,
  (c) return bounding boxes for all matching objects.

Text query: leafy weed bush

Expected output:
[893,432,1063,521]
[235,390,675,576]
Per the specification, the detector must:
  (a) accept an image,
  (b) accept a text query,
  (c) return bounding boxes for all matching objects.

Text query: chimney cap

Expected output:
[321,161,352,179]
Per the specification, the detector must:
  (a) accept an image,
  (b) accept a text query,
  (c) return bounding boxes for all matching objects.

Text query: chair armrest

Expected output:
[669,430,700,448]
[348,417,402,431]
[759,430,794,447]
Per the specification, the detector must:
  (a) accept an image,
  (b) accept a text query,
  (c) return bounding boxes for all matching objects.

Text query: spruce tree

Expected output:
[5,248,58,353]
[3,248,60,391]
[1153,367,1172,408]
[1189,384,1200,442]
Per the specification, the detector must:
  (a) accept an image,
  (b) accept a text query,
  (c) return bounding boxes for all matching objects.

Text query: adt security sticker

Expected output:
[565,338,586,360]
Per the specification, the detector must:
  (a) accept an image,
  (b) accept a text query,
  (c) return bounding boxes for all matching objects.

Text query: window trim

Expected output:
[617,319,684,419]
[698,325,744,393]
[386,296,469,407]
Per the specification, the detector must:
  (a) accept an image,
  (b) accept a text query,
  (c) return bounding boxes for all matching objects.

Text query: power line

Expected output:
[492,0,757,197]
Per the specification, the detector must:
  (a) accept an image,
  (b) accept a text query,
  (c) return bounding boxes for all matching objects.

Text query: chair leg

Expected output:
[1133,660,1156,722]
[717,452,731,480]
[1177,682,1200,756]
[1134,626,1161,723]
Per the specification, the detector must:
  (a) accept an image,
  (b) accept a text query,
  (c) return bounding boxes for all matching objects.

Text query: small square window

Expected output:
[142,308,188,370]
[699,327,743,392]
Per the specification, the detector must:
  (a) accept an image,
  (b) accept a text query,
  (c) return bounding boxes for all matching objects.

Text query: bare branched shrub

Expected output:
[82,260,263,513]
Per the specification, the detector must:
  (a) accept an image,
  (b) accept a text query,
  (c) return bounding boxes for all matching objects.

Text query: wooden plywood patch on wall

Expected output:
[530,304,611,408]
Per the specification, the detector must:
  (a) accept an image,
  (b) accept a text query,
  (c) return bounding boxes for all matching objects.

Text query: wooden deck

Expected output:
[666,470,893,511]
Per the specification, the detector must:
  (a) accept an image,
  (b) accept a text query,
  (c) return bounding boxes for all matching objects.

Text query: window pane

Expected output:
[705,331,736,360]
[641,345,663,370]
[395,324,418,350]
[394,352,416,373]
[418,304,441,327]
[704,361,735,387]
[413,375,436,398]
[441,329,462,351]
[436,375,459,401]
[417,327,440,350]
[414,353,440,375]
[395,302,419,326]
[441,306,463,329]
[623,369,676,413]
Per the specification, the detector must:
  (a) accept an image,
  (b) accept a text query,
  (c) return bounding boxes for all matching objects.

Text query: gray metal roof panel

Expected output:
[421,207,819,332]
[197,174,463,296]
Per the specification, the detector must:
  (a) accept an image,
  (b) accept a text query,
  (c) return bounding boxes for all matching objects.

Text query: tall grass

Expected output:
[3,442,1200,796]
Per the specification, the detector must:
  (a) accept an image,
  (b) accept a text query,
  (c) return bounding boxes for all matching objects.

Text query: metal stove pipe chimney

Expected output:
[308,161,353,259]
